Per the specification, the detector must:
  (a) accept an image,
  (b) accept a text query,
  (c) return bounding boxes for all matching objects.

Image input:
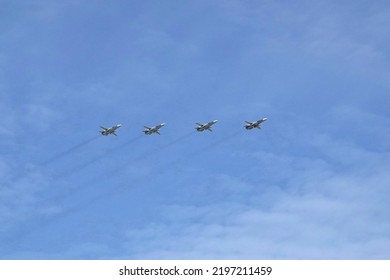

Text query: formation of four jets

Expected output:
[100,118,268,136]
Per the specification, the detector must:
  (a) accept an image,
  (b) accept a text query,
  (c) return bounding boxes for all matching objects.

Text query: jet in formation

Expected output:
[143,123,165,135]
[100,124,122,136]
[244,118,268,130]
[195,120,218,132]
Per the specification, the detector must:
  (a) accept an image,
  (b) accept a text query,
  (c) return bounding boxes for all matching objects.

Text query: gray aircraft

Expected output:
[195,120,218,132]
[143,123,165,135]
[244,118,268,130]
[100,124,122,136]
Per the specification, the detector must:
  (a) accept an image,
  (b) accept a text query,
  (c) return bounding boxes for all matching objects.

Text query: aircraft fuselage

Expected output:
[244,118,267,130]
[143,123,165,135]
[100,124,122,136]
[196,120,218,132]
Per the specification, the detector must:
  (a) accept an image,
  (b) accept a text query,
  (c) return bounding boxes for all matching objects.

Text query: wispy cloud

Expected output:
[117,105,390,259]
[121,160,390,259]
[217,1,390,88]
[1,0,389,260]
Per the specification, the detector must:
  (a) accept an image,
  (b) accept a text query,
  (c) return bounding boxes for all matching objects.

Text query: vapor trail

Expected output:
[45,132,195,203]
[70,130,242,202]
[2,135,101,188]
[134,131,196,162]
[40,135,100,166]
[147,129,243,176]
[2,131,153,249]
[99,129,243,194]
[4,130,241,248]
[51,134,144,181]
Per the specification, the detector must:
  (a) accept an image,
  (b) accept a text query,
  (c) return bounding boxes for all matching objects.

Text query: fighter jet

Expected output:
[100,124,122,136]
[195,120,218,132]
[143,123,165,135]
[244,118,268,130]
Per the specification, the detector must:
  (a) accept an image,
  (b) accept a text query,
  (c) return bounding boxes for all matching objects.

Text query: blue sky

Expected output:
[1,0,390,259]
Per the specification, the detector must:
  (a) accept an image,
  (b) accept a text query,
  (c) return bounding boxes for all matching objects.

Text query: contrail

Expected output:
[2,135,101,188]
[40,135,100,166]
[44,132,195,204]
[68,130,242,203]
[3,130,242,248]
[10,134,145,215]
[90,129,237,189]
[96,129,243,194]
[134,131,196,162]
[148,129,243,176]
[50,134,144,181]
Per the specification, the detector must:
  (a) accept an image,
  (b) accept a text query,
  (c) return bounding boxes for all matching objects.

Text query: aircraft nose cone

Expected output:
[214,120,218,123]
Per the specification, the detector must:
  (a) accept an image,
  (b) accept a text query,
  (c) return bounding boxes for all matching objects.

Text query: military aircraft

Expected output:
[143,123,165,135]
[244,118,268,130]
[100,124,122,136]
[195,120,218,132]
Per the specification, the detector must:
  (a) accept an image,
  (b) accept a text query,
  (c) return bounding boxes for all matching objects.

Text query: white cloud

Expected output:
[0,103,18,137]
[0,160,66,237]
[22,104,62,132]
[121,165,390,259]
[1,0,389,260]
[118,108,390,259]
[219,1,390,87]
